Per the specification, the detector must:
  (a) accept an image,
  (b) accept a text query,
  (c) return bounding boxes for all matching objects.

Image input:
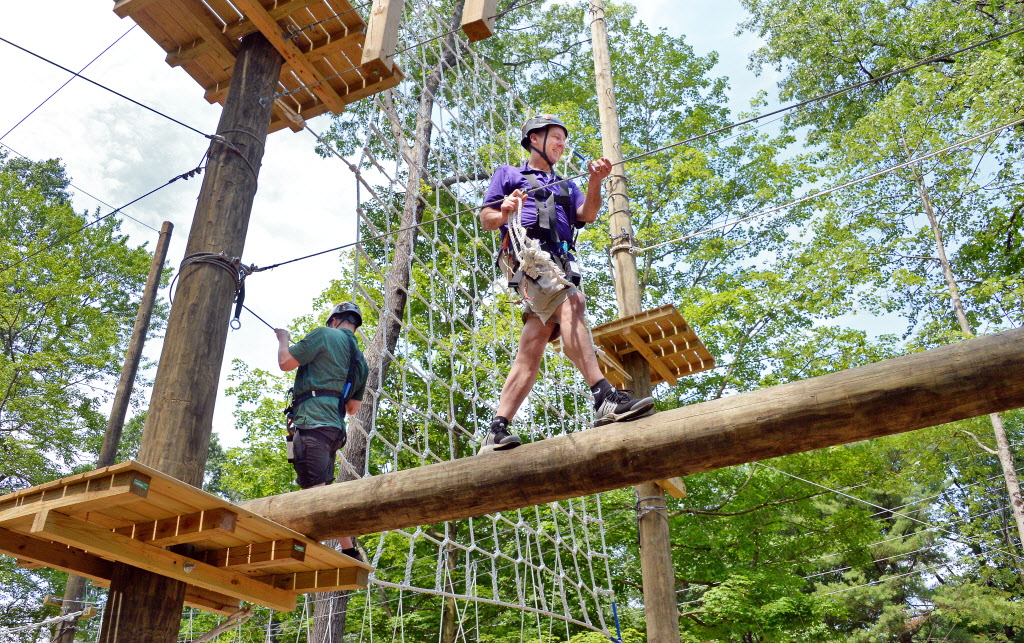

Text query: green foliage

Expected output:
[0,153,163,639]
[210,2,1024,642]
[0,153,157,488]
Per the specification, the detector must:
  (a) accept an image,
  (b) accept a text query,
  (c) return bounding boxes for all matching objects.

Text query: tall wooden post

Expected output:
[588,1,680,640]
[54,222,173,643]
[97,33,282,643]
[97,221,174,467]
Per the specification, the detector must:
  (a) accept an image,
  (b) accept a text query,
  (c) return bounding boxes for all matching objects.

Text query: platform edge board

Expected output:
[0,526,112,583]
[0,471,150,526]
[259,566,369,592]
[113,507,238,547]
[30,509,297,612]
[198,538,307,570]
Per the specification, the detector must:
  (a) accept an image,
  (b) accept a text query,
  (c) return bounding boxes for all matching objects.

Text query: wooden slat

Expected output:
[114,507,237,547]
[166,39,211,67]
[260,566,369,592]
[654,478,686,499]
[182,587,243,616]
[305,30,363,61]
[229,0,347,113]
[461,0,498,42]
[224,0,360,40]
[167,0,239,61]
[30,510,296,612]
[0,471,150,527]
[595,345,631,384]
[0,526,112,584]
[340,67,403,105]
[199,538,307,570]
[622,328,678,386]
[361,0,403,75]
[113,0,161,18]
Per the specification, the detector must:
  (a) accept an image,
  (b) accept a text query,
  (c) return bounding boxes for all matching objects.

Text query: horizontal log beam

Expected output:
[240,328,1024,539]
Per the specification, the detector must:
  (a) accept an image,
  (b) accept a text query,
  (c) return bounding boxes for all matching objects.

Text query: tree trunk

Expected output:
[440,521,460,643]
[907,142,1024,551]
[328,4,466,640]
[589,0,679,639]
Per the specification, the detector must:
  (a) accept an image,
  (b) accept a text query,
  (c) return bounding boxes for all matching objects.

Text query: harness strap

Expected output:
[522,172,576,247]
[284,333,362,423]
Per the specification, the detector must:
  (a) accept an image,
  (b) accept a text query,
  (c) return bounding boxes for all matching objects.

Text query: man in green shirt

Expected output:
[275,301,368,558]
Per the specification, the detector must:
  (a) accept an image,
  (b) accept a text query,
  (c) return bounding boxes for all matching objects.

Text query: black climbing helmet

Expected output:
[520,114,569,150]
[327,302,362,328]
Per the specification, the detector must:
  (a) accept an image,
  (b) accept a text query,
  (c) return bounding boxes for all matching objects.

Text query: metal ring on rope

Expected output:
[168,251,257,329]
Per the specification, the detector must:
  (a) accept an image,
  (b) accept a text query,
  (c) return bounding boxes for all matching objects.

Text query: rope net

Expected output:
[337,2,618,639]
[192,2,622,641]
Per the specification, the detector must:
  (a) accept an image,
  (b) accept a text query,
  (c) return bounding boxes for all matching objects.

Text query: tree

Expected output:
[0,153,162,639]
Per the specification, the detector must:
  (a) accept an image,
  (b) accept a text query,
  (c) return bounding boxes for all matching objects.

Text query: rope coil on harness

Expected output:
[506,197,573,290]
[169,252,258,329]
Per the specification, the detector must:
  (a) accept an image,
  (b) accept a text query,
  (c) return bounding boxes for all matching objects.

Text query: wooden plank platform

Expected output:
[113,0,404,133]
[0,462,372,614]
[552,304,715,389]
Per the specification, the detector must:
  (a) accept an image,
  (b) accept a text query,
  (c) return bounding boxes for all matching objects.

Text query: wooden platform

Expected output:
[113,0,404,133]
[554,304,715,389]
[0,462,372,614]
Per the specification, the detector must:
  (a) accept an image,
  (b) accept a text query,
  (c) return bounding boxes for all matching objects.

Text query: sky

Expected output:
[0,1,777,449]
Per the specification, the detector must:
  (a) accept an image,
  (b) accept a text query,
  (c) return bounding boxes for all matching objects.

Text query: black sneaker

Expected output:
[593,389,655,426]
[478,418,521,454]
[341,547,362,562]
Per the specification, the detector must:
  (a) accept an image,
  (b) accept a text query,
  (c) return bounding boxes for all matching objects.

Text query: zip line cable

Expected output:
[636,114,1024,254]
[1,25,136,143]
[8,20,1019,280]
[250,24,1024,275]
[0,142,160,233]
[0,34,210,138]
[757,463,1024,563]
[241,111,1024,279]
[0,158,205,275]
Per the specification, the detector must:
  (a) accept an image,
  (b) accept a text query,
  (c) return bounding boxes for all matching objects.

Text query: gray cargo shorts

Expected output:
[500,252,579,331]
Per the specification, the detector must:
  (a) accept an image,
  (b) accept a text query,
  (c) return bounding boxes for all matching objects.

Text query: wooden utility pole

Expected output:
[97,33,282,643]
[54,222,173,643]
[588,1,680,640]
[97,221,174,467]
[241,325,1024,538]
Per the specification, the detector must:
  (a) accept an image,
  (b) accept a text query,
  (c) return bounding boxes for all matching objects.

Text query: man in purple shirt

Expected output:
[478,115,654,454]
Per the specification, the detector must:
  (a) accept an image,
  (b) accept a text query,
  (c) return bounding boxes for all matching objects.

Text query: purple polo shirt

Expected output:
[482,163,586,243]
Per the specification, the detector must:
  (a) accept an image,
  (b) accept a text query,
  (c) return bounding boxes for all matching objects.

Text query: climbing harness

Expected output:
[521,171,578,246]
[503,196,575,295]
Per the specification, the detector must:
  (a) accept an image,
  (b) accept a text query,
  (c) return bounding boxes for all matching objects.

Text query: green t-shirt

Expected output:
[288,326,368,429]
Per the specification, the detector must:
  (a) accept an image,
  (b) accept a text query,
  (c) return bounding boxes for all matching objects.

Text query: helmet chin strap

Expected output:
[529,128,554,169]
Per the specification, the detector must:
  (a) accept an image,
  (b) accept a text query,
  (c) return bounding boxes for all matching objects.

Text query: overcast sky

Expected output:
[0,1,775,449]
